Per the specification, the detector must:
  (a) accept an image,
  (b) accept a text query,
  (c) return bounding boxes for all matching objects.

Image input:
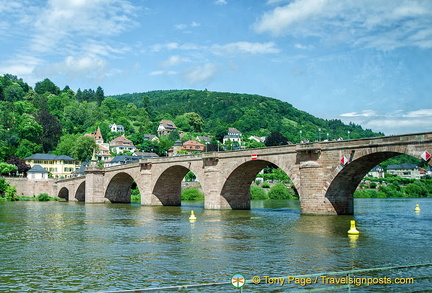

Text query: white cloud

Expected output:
[214,0,227,5]
[294,43,314,50]
[337,109,432,135]
[161,55,191,67]
[254,0,432,50]
[150,70,177,76]
[212,42,280,55]
[184,63,218,85]
[35,56,109,81]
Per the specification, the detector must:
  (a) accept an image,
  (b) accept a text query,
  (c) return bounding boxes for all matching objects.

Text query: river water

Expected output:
[0,198,431,292]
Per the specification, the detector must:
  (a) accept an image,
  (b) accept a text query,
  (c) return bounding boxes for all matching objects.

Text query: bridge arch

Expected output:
[75,181,85,201]
[105,172,138,203]
[220,158,298,209]
[58,187,69,201]
[152,165,201,206]
[325,150,412,214]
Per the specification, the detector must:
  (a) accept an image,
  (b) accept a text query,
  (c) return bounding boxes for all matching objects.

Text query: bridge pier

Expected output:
[85,168,108,203]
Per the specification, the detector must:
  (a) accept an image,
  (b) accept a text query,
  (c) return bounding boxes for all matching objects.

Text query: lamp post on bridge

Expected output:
[299,130,302,143]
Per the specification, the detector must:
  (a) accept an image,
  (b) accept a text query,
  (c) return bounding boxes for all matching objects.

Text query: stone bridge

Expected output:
[55,132,432,215]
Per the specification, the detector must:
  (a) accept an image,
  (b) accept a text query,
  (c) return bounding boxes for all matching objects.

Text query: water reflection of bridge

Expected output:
[56,132,432,215]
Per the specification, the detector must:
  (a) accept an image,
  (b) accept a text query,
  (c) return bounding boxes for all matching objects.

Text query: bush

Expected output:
[262,182,270,188]
[405,183,428,197]
[268,183,295,200]
[369,182,377,189]
[250,185,269,200]
[181,188,204,201]
[354,189,378,198]
[37,193,51,201]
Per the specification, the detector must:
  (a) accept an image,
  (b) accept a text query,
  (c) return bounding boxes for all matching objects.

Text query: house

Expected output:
[143,134,159,142]
[104,155,141,167]
[386,163,421,179]
[24,154,79,179]
[367,165,384,178]
[183,140,205,152]
[196,136,211,143]
[223,127,242,145]
[109,135,137,154]
[248,136,265,143]
[85,126,104,144]
[109,123,125,132]
[157,120,177,136]
[27,165,49,179]
[85,126,112,161]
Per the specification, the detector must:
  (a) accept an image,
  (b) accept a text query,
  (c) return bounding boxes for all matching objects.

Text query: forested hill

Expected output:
[0,73,383,163]
[112,89,383,142]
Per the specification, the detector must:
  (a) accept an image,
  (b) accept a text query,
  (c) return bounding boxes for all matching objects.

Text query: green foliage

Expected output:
[250,185,269,200]
[181,188,204,201]
[37,193,51,201]
[72,136,98,162]
[184,171,196,182]
[0,162,18,175]
[354,189,378,198]
[131,186,140,202]
[262,182,270,188]
[35,78,60,95]
[265,132,289,146]
[267,183,295,199]
[405,182,428,197]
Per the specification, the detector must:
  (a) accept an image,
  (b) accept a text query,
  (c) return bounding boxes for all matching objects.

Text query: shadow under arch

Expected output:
[105,172,137,203]
[152,165,194,206]
[58,187,69,201]
[325,151,402,214]
[220,159,292,209]
[75,181,85,201]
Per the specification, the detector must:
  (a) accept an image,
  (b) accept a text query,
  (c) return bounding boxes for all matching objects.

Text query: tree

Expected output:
[17,114,43,143]
[184,112,204,132]
[34,78,60,95]
[4,84,25,102]
[37,110,62,153]
[72,136,98,162]
[15,139,43,158]
[95,86,105,105]
[54,134,80,156]
[264,132,289,146]
[6,155,31,175]
[0,162,18,175]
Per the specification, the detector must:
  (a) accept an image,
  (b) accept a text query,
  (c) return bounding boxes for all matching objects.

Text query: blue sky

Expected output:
[1,0,431,135]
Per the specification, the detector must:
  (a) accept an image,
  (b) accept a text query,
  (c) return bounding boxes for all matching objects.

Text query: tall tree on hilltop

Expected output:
[95,86,105,105]
[34,78,60,95]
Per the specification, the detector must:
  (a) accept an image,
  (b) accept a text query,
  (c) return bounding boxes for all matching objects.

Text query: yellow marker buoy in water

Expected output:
[348,220,359,235]
[189,210,197,222]
[414,204,421,212]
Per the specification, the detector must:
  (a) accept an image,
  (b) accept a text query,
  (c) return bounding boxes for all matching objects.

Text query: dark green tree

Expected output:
[264,132,289,146]
[37,110,62,153]
[95,86,105,105]
[34,78,60,95]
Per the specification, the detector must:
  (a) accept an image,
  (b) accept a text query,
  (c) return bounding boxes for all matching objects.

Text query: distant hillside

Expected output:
[112,89,383,142]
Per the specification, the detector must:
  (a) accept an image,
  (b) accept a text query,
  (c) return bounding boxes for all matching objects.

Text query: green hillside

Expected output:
[113,89,383,143]
[0,74,383,163]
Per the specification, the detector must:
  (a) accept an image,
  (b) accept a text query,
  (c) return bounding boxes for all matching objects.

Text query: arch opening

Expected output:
[58,187,69,201]
[105,172,137,203]
[75,181,85,201]
[221,160,296,209]
[325,151,430,214]
[153,165,196,206]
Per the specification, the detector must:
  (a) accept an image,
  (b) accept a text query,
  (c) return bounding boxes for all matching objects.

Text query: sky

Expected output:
[1,0,432,135]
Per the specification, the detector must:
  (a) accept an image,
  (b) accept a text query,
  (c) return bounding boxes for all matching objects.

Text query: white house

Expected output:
[27,165,49,179]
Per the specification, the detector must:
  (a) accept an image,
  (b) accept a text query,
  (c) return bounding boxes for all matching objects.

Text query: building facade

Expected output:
[24,154,79,179]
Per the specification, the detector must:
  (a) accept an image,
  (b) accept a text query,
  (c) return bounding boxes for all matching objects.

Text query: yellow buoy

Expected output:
[189,210,197,222]
[414,204,421,212]
[348,220,359,235]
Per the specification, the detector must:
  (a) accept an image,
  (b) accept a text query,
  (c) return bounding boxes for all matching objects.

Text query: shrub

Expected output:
[37,193,51,201]
[262,182,270,188]
[354,189,378,198]
[369,182,377,189]
[268,183,295,200]
[181,188,204,201]
[405,183,428,197]
[250,185,269,200]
